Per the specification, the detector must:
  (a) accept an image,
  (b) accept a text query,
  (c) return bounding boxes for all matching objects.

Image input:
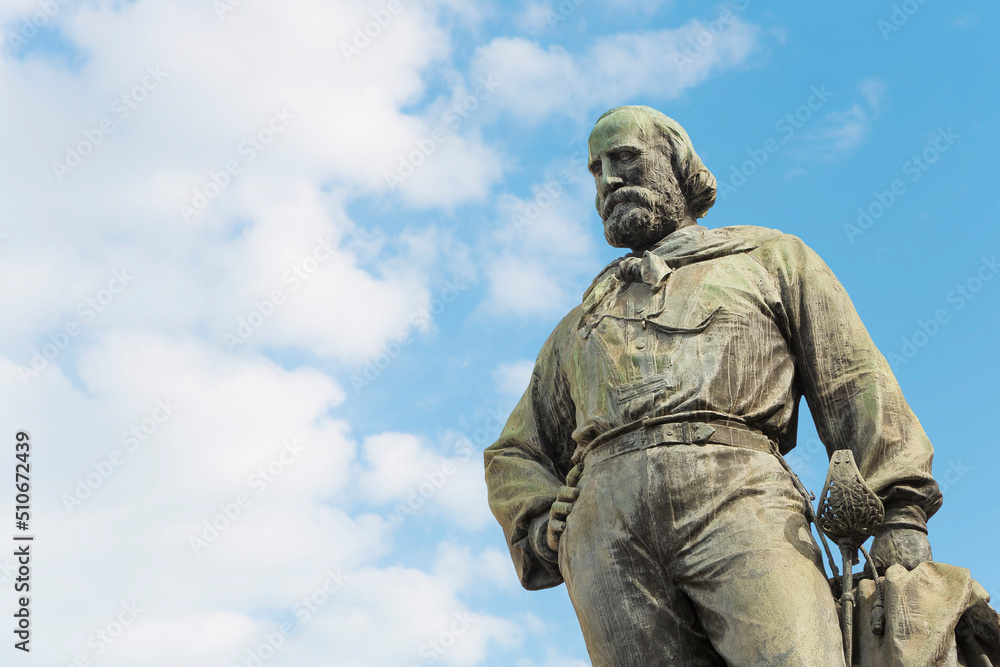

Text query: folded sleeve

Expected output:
[754,235,943,530]
[483,320,578,589]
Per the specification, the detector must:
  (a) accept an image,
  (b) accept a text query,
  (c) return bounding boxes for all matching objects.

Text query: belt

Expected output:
[582,420,776,468]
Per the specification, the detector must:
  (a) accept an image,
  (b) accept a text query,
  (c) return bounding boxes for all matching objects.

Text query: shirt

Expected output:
[484,224,942,590]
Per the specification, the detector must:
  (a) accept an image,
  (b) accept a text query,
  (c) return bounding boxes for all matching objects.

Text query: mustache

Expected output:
[601,186,658,220]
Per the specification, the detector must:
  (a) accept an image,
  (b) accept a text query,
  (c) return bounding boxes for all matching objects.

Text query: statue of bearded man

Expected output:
[484,105,940,666]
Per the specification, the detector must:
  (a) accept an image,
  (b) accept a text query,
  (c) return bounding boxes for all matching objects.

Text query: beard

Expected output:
[601,183,687,251]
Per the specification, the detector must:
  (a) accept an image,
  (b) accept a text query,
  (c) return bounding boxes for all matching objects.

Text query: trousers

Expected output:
[558,442,846,666]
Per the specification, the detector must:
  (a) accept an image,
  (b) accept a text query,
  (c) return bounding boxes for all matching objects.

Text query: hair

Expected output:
[594,106,717,219]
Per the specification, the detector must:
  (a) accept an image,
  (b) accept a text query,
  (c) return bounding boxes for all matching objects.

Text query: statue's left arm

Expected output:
[483,317,578,590]
[754,235,943,569]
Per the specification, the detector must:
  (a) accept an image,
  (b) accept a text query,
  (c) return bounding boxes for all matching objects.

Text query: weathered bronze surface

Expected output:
[484,106,997,665]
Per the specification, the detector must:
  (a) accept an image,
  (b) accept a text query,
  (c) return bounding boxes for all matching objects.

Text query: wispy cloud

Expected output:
[472,14,763,123]
[786,77,888,161]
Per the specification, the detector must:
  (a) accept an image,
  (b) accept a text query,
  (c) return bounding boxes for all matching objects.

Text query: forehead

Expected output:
[588,111,665,159]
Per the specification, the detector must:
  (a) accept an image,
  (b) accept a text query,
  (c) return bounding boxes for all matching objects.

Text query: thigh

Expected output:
[560,456,727,667]
[673,449,846,667]
[683,544,844,667]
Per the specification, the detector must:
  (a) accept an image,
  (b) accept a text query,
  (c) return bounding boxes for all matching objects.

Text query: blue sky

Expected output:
[1,0,997,665]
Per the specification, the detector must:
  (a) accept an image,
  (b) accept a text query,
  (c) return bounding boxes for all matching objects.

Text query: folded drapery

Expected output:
[854,562,1000,667]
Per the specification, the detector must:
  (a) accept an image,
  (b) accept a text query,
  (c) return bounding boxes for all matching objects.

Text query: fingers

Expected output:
[551,485,577,521]
[550,501,573,520]
[547,519,566,552]
[566,464,583,487]
[546,476,582,553]
[556,486,579,503]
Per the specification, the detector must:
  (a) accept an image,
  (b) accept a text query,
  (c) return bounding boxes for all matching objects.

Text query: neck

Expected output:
[629,216,698,253]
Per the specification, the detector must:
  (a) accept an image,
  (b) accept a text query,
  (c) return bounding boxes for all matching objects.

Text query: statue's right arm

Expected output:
[484,322,578,591]
[753,234,942,543]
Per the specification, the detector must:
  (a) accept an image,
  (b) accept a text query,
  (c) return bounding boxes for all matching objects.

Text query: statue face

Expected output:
[588,111,690,251]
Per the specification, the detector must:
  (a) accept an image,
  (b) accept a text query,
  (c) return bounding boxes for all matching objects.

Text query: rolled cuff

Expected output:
[529,512,560,564]
[512,520,563,590]
[879,478,942,532]
[882,502,929,533]
[505,501,563,590]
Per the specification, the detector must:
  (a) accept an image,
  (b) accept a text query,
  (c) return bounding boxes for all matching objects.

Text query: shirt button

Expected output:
[635,342,645,350]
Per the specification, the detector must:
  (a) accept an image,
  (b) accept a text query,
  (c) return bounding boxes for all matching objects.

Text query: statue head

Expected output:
[588,106,717,252]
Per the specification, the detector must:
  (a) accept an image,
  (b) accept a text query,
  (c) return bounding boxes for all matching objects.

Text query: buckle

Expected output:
[690,422,716,443]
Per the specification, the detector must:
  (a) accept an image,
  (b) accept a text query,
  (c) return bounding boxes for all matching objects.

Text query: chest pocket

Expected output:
[630,305,722,336]
[610,306,724,420]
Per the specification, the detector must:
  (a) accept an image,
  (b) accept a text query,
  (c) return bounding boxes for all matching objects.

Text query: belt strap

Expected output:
[583,420,775,468]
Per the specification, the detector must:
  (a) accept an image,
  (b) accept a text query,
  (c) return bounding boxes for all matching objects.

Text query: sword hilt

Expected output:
[818,450,885,666]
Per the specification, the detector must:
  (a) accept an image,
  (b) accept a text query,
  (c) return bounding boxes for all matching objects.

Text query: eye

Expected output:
[617,150,636,162]
[588,161,601,176]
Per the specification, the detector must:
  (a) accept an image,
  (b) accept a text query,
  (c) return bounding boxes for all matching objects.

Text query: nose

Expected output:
[597,159,624,199]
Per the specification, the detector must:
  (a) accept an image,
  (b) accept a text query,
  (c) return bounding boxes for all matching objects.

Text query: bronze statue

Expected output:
[483,106,962,665]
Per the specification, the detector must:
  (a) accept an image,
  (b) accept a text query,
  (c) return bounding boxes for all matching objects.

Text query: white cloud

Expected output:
[515,657,592,667]
[355,431,493,530]
[0,0,506,371]
[357,432,444,504]
[516,0,675,34]
[485,255,572,315]
[515,3,559,33]
[0,327,516,664]
[860,76,888,113]
[787,78,888,161]
[478,152,601,318]
[472,16,762,122]
[0,1,782,665]
[0,1,531,663]
[288,561,524,667]
[470,13,766,321]
[493,359,535,397]
[806,104,871,156]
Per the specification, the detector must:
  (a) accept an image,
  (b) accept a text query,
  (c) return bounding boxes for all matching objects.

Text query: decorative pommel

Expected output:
[817,449,885,549]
